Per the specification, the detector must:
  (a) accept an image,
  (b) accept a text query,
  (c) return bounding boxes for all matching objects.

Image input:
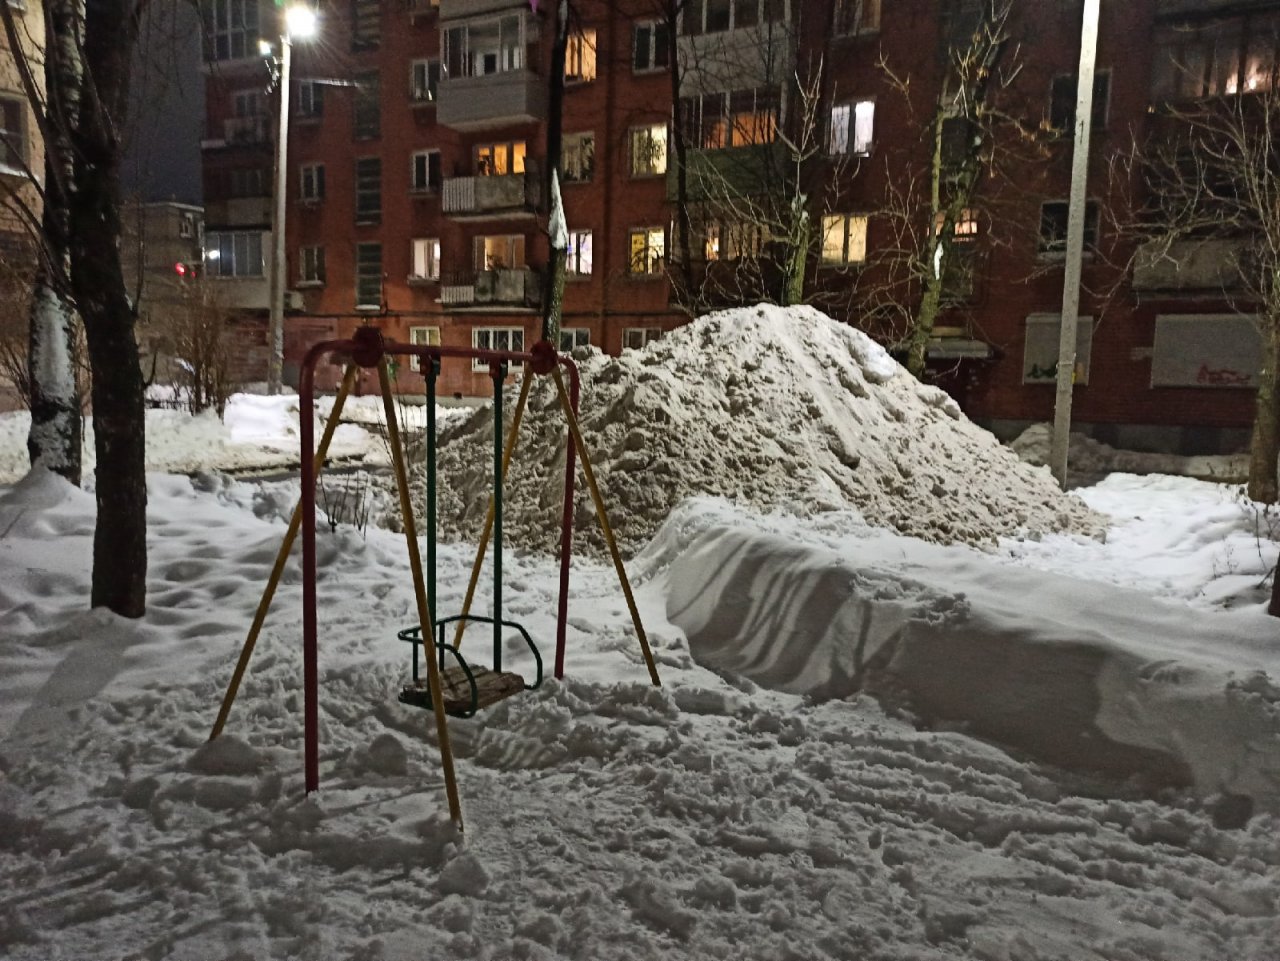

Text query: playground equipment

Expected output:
[209,327,660,830]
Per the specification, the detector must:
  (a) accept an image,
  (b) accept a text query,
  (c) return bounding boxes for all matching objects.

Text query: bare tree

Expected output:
[0,0,151,616]
[1125,87,1280,508]
[844,0,1039,378]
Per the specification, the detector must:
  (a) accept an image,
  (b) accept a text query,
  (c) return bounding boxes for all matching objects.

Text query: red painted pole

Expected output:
[554,357,580,680]
[300,345,320,793]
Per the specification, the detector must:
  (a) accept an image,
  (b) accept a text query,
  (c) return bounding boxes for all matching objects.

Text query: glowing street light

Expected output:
[267,4,319,395]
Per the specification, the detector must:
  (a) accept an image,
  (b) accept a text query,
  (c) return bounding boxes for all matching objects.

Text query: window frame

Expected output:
[299,244,326,285]
[473,234,526,271]
[297,80,324,119]
[411,149,442,193]
[1036,199,1100,260]
[354,241,383,310]
[299,162,325,202]
[629,123,668,176]
[833,0,880,36]
[410,237,441,281]
[561,131,595,183]
[410,58,441,103]
[559,327,591,351]
[567,228,593,277]
[820,213,869,266]
[628,226,666,275]
[0,95,26,171]
[355,156,382,224]
[205,230,265,278]
[408,325,441,371]
[1049,69,1111,134]
[623,327,663,350]
[632,20,671,73]
[470,326,526,371]
[565,27,597,83]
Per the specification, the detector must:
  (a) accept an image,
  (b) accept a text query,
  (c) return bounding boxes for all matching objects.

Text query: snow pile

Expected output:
[430,304,1105,558]
[1012,422,1250,484]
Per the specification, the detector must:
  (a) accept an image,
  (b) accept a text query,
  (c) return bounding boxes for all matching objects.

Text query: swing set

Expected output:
[208,327,660,829]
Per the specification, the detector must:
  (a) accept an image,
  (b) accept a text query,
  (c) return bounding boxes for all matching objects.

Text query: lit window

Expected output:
[934,207,979,242]
[565,28,597,83]
[568,229,593,276]
[628,227,665,274]
[474,234,525,271]
[411,238,440,280]
[408,325,440,371]
[831,100,874,155]
[476,141,526,176]
[562,132,595,182]
[820,214,868,265]
[630,124,668,176]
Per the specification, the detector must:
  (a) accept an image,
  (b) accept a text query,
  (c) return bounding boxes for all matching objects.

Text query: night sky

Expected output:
[122,1,205,205]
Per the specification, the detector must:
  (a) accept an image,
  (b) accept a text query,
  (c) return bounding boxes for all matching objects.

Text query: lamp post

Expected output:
[266,4,318,396]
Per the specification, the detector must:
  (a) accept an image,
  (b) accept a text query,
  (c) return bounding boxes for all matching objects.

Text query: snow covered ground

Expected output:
[1,308,1278,960]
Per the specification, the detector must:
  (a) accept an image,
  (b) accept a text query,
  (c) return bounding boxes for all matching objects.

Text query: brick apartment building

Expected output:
[200,0,1268,453]
[0,0,45,410]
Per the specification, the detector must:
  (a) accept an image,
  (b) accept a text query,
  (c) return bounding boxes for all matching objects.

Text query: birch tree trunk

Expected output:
[23,0,82,483]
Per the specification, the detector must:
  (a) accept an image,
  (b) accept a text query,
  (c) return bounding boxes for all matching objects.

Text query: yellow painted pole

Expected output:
[379,361,464,830]
[210,364,359,741]
[451,372,533,651]
[550,367,660,687]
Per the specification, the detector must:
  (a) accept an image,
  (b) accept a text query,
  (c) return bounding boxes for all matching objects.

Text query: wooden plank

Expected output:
[399,666,525,716]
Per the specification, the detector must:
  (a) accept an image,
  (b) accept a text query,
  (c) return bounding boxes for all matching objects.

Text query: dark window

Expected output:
[297,80,324,118]
[355,242,382,308]
[1038,200,1099,257]
[353,72,380,139]
[411,150,441,192]
[834,0,879,35]
[411,59,441,102]
[683,0,704,35]
[0,97,24,169]
[352,0,381,50]
[355,157,382,223]
[1049,71,1110,134]
[633,20,670,71]
[706,0,731,32]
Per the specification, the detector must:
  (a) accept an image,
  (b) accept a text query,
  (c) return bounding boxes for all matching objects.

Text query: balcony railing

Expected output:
[441,164,541,218]
[440,267,541,308]
[223,116,272,146]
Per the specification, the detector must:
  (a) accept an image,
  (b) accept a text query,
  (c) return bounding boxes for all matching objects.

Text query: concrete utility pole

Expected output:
[1050,0,1101,488]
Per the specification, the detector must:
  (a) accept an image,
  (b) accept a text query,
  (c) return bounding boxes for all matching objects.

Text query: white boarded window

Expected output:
[1023,314,1093,385]
[1151,314,1262,387]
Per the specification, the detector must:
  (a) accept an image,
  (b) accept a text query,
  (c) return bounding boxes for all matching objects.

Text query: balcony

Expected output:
[1132,238,1247,298]
[204,196,272,228]
[437,70,547,131]
[440,267,541,309]
[202,116,273,150]
[441,163,542,219]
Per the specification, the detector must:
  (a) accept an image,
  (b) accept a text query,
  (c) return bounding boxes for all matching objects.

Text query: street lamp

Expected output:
[266,4,318,396]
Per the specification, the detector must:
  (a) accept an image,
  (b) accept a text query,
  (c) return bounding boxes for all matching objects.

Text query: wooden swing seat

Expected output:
[399,666,526,717]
